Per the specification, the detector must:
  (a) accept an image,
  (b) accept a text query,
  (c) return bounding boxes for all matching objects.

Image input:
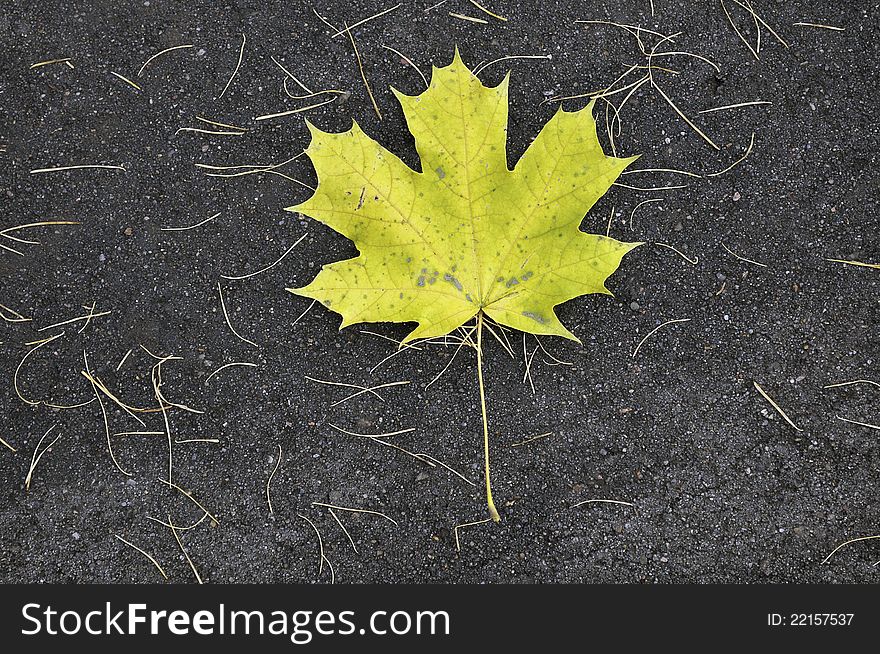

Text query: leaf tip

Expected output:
[497,69,512,91]
[552,320,582,344]
[303,118,320,136]
[448,46,473,75]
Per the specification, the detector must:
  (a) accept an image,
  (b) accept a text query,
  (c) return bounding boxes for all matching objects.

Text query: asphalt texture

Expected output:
[0,0,877,583]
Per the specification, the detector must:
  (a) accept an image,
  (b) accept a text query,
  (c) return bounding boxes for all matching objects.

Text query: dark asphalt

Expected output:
[0,0,877,583]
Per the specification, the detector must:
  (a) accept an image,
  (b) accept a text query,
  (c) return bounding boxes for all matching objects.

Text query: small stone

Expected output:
[733,191,741,201]
[630,301,640,311]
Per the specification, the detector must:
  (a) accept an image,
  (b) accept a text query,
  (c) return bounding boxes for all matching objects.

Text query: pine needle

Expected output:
[345,21,381,120]
[753,381,802,431]
[160,212,220,232]
[175,127,244,136]
[204,361,258,384]
[473,55,551,76]
[721,241,768,267]
[311,502,398,526]
[511,432,552,447]
[195,116,249,131]
[574,20,669,40]
[110,71,142,91]
[822,535,880,564]
[218,33,246,99]
[83,351,132,477]
[0,303,31,323]
[381,45,429,89]
[168,516,203,584]
[138,44,194,77]
[24,424,61,490]
[254,98,336,121]
[720,0,759,59]
[330,5,401,39]
[267,445,282,515]
[629,198,663,229]
[114,534,169,580]
[823,380,880,390]
[730,0,789,47]
[14,332,65,406]
[632,318,691,358]
[221,233,306,279]
[217,282,258,347]
[297,513,326,576]
[449,12,488,24]
[37,309,111,332]
[655,242,698,264]
[793,22,844,31]
[453,517,492,552]
[572,498,634,508]
[270,56,313,94]
[30,58,73,69]
[158,477,219,525]
[327,508,358,553]
[469,0,507,21]
[30,164,125,174]
[651,81,720,150]
[699,101,772,114]
[836,416,880,431]
[825,258,879,270]
[707,132,755,177]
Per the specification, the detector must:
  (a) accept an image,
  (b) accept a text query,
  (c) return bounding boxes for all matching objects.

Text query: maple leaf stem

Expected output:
[476,310,501,523]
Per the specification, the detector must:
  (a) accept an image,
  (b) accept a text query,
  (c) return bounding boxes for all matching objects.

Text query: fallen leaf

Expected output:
[289,49,640,342]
